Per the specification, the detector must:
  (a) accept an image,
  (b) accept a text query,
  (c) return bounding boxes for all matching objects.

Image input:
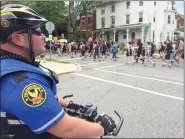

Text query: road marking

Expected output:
[89,61,106,65]
[94,63,123,70]
[81,61,107,66]
[59,58,81,61]
[97,69,184,86]
[72,73,184,101]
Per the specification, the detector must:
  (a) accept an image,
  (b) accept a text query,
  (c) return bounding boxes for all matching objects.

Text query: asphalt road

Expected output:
[49,53,184,138]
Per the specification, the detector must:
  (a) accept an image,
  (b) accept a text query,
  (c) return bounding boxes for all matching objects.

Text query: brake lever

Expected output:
[112,110,124,136]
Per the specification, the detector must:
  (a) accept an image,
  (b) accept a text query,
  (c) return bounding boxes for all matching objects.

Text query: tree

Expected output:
[2,1,68,24]
[2,1,68,36]
[68,1,104,42]
[31,1,68,24]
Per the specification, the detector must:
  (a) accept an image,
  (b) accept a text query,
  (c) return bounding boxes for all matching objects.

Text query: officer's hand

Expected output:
[67,101,82,110]
[95,114,116,136]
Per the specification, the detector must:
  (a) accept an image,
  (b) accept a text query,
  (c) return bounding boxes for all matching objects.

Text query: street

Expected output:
[49,54,184,138]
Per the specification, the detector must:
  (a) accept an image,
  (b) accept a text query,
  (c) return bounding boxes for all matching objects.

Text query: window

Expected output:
[139,12,143,22]
[101,17,105,28]
[180,23,183,28]
[168,15,171,24]
[123,34,127,39]
[126,1,130,9]
[111,16,115,25]
[115,34,118,42]
[153,12,156,22]
[88,16,92,25]
[111,4,115,12]
[126,14,130,24]
[131,32,135,39]
[101,7,105,15]
[172,5,175,10]
[139,1,143,6]
[172,15,175,24]
[154,1,156,6]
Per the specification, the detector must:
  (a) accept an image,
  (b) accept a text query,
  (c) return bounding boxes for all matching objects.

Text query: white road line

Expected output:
[80,62,107,67]
[94,63,123,70]
[59,58,81,61]
[81,61,106,66]
[88,61,106,65]
[72,73,184,101]
[97,69,184,86]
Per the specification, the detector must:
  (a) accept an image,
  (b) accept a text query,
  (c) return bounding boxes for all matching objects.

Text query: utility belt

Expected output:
[0,112,55,139]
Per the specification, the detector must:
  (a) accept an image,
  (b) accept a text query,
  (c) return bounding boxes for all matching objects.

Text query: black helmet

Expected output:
[0,4,48,61]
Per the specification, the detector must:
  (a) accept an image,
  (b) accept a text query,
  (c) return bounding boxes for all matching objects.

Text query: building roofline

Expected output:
[177,13,184,19]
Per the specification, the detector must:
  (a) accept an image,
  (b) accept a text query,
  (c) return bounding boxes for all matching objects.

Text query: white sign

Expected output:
[45,21,55,34]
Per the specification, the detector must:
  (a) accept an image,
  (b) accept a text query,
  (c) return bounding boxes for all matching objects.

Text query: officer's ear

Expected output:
[10,32,26,46]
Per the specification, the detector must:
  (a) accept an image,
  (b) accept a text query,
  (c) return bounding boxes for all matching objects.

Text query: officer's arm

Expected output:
[3,76,104,138]
[47,114,104,138]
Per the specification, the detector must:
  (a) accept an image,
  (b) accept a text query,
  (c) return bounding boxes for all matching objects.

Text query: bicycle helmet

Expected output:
[0,4,48,61]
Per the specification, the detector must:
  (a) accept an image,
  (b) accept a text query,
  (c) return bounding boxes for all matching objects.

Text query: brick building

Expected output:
[174,13,184,38]
[80,13,96,41]
[176,14,184,29]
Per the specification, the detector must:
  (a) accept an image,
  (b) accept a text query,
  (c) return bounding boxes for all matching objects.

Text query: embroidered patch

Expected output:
[22,83,46,107]
[1,19,10,28]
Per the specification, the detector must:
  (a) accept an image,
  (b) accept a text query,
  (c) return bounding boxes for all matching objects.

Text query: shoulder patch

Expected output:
[22,83,47,107]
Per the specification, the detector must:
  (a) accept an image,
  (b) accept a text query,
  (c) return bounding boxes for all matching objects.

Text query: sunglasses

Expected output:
[18,27,42,36]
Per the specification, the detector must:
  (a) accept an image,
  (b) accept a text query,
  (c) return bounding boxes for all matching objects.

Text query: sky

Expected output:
[175,1,184,15]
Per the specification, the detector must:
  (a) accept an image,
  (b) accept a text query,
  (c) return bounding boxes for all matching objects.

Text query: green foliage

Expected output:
[31,1,68,24]
[74,1,103,17]
[1,1,68,24]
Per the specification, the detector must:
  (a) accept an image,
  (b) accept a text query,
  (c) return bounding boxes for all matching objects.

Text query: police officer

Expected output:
[0,4,116,139]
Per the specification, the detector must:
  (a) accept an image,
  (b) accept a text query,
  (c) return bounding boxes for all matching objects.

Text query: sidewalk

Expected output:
[38,60,81,75]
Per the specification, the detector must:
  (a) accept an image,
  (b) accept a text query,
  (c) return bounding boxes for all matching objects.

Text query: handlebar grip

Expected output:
[68,102,81,110]
[112,110,124,136]
[63,94,73,99]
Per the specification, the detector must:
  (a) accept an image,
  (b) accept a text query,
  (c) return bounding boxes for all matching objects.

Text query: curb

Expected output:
[37,59,71,64]
[57,63,82,76]
[38,58,82,75]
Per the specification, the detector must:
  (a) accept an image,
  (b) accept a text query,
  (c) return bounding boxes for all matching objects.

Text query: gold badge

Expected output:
[22,83,47,107]
[1,19,10,28]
